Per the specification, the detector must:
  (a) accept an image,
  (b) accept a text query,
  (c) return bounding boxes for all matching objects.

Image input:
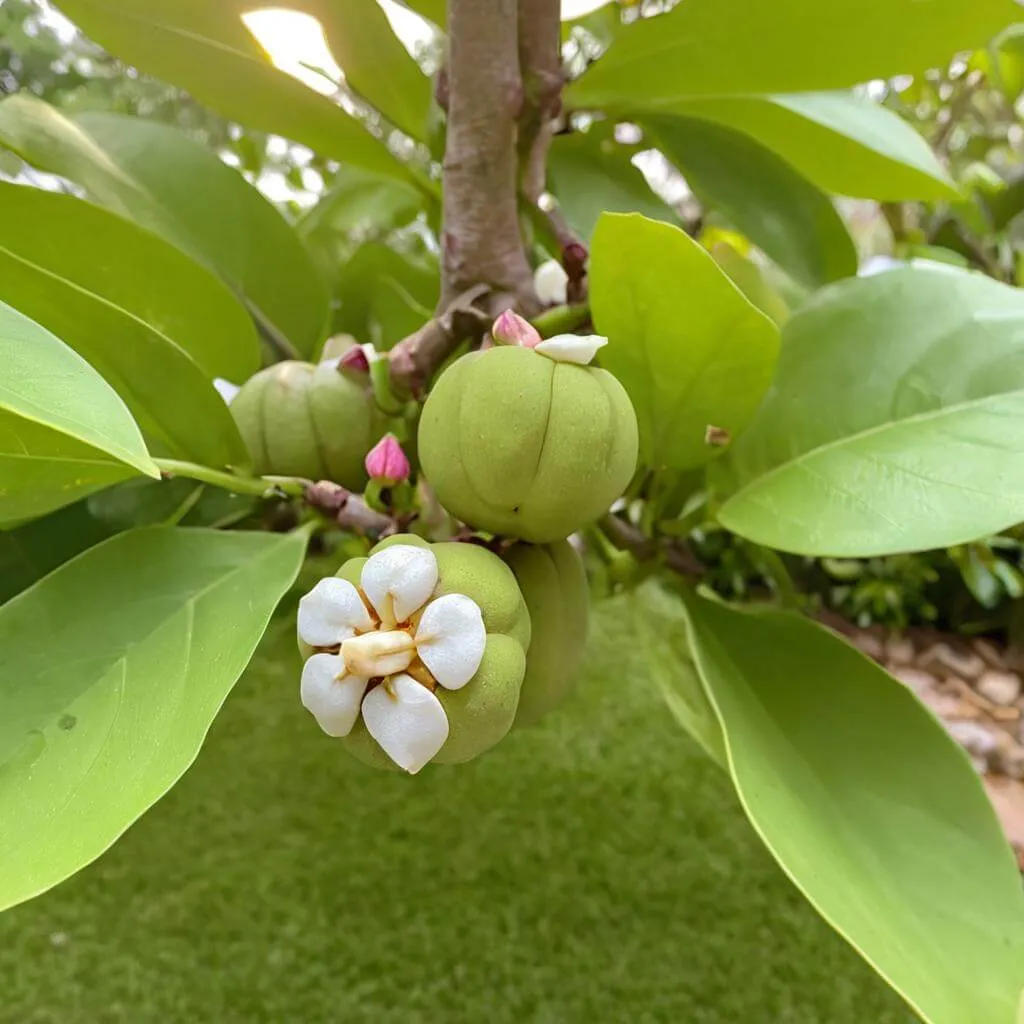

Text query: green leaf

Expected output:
[298,166,426,252]
[682,592,1024,1024]
[51,0,410,179]
[567,0,1019,107]
[0,181,258,384]
[0,300,157,524]
[297,0,432,139]
[0,95,329,357]
[646,117,858,290]
[0,526,307,913]
[590,213,780,471]
[720,265,1024,557]
[630,584,726,767]
[394,0,445,30]
[547,132,679,240]
[0,502,112,606]
[649,93,957,201]
[333,241,439,349]
[0,183,248,469]
[708,242,790,326]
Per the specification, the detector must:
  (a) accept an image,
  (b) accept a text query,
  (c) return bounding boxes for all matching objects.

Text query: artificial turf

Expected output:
[0,595,914,1023]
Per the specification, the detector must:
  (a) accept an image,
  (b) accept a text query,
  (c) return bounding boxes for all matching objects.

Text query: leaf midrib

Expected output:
[724,386,1024,509]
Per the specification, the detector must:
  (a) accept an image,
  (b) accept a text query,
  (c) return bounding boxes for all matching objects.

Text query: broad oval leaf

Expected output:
[590,213,780,471]
[645,116,858,290]
[682,592,1024,1024]
[0,300,157,525]
[51,0,410,179]
[0,181,258,382]
[649,92,956,202]
[548,131,679,241]
[720,266,1024,556]
[0,502,112,606]
[0,95,329,357]
[0,183,248,469]
[568,0,1019,107]
[282,0,432,139]
[0,526,308,912]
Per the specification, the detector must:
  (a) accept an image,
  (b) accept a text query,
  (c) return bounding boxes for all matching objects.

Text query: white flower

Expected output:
[534,259,568,305]
[296,544,487,774]
[534,333,608,366]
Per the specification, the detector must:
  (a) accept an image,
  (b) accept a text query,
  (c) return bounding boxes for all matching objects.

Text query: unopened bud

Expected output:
[338,344,371,379]
[365,434,410,485]
[492,309,541,348]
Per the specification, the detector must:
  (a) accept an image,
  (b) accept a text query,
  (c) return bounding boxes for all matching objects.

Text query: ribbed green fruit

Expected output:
[418,346,638,543]
[336,534,532,770]
[231,360,386,490]
[504,539,590,726]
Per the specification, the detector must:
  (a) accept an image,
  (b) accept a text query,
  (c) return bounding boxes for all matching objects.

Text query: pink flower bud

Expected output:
[338,345,370,378]
[491,309,542,349]
[365,434,410,485]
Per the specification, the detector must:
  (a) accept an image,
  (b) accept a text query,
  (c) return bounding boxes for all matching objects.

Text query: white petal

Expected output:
[360,545,438,625]
[297,577,375,647]
[361,674,449,774]
[300,653,367,737]
[534,334,608,366]
[534,259,568,305]
[415,593,486,690]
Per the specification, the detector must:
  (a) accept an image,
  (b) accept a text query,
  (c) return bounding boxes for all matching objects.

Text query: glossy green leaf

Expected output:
[720,266,1024,557]
[708,242,790,326]
[682,592,1024,1024]
[0,501,112,606]
[394,0,445,29]
[0,183,248,469]
[332,241,439,349]
[0,526,308,913]
[649,93,956,201]
[298,166,426,261]
[51,0,409,178]
[646,117,858,290]
[631,584,726,766]
[0,95,329,357]
[0,300,157,524]
[295,0,431,139]
[0,182,258,384]
[548,132,678,240]
[568,0,1019,107]
[590,213,780,471]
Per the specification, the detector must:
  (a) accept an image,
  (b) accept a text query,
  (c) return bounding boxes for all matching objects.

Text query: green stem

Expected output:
[370,357,406,415]
[155,459,307,498]
[531,302,590,338]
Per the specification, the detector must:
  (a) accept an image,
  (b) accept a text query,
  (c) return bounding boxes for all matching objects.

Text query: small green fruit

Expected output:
[504,539,589,726]
[304,534,531,772]
[231,360,386,490]
[418,345,638,543]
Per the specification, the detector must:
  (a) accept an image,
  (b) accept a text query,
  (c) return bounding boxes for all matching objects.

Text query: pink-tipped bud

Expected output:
[338,344,370,378]
[365,434,410,485]
[492,309,542,349]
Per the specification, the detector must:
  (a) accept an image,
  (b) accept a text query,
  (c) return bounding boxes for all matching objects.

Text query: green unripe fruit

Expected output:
[231,360,386,490]
[334,534,531,771]
[418,345,639,543]
[504,539,589,726]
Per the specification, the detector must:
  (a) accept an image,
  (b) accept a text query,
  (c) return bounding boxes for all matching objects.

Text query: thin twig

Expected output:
[600,513,705,578]
[387,283,494,397]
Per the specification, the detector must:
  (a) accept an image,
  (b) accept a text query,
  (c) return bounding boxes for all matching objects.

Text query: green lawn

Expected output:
[0,597,913,1023]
